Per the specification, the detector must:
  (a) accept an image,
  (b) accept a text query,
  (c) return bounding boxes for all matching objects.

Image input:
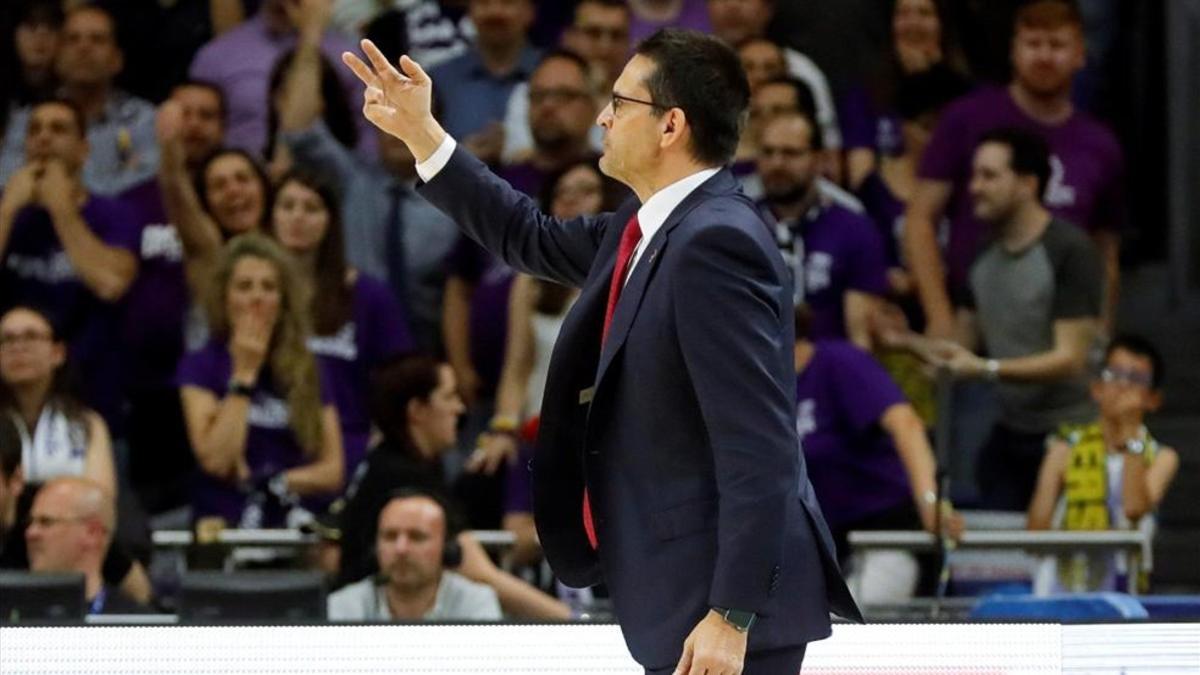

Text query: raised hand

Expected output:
[341,40,446,161]
[230,311,272,385]
[35,160,77,213]
[0,164,41,216]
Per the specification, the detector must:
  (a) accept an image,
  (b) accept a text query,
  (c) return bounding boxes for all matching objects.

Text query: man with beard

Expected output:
[891,128,1102,509]
[757,110,887,351]
[903,0,1124,340]
[498,50,599,197]
[327,489,502,621]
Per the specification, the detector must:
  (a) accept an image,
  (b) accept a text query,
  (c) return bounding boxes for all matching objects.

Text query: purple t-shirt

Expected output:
[838,85,904,156]
[188,13,375,158]
[855,171,906,268]
[919,85,1125,294]
[629,0,712,44]
[446,237,515,395]
[175,339,334,526]
[763,201,889,339]
[0,196,140,431]
[307,274,413,477]
[795,340,912,531]
[116,179,190,391]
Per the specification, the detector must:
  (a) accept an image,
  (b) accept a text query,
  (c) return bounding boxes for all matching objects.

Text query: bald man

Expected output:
[25,477,148,614]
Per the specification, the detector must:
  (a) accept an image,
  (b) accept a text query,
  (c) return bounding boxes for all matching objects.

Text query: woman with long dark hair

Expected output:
[176,234,343,528]
[269,168,412,477]
[0,305,114,497]
[843,0,971,189]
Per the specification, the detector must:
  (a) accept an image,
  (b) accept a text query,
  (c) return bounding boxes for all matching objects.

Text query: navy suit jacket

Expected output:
[420,147,860,668]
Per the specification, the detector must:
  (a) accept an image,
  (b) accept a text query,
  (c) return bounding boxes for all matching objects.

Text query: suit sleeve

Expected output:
[417,146,609,288]
[671,219,798,615]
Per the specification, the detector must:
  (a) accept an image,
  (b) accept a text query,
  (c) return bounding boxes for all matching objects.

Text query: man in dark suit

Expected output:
[344,28,860,675]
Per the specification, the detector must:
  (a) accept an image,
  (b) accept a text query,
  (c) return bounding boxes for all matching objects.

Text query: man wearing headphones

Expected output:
[327,488,502,621]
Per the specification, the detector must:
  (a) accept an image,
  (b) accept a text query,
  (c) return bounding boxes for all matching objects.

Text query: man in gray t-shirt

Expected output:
[899,128,1101,510]
[327,491,501,621]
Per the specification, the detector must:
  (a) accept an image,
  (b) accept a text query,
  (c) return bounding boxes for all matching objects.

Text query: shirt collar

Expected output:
[636,167,720,242]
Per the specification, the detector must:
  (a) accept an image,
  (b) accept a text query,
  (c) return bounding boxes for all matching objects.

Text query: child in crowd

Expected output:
[1028,335,1180,593]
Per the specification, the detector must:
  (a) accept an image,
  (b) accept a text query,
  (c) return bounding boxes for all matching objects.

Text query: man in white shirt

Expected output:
[328,489,501,621]
[344,28,858,674]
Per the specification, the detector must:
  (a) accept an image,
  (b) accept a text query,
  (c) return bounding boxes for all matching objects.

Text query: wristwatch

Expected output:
[1123,438,1147,456]
[713,606,756,633]
[227,378,255,398]
[984,358,1001,381]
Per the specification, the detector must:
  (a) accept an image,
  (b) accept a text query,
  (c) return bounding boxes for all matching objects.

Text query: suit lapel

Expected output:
[592,169,739,388]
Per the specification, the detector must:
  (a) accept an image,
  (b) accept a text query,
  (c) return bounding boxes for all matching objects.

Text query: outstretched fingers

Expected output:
[361,39,408,85]
[342,51,380,90]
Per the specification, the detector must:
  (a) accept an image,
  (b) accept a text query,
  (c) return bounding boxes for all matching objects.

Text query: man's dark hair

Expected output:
[1106,334,1165,390]
[635,29,750,166]
[535,48,591,81]
[977,127,1051,198]
[172,78,228,126]
[0,414,20,479]
[793,304,812,341]
[578,0,630,11]
[32,98,87,138]
[760,76,818,121]
[16,0,64,28]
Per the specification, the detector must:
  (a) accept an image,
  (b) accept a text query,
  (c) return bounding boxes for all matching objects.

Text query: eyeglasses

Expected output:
[25,514,89,529]
[0,331,53,348]
[610,92,667,114]
[1099,367,1154,388]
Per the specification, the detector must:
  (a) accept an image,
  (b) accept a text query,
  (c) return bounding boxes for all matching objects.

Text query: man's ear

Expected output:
[660,108,688,149]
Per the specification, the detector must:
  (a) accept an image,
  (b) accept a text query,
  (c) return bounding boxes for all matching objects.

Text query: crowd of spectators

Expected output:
[0,0,1181,619]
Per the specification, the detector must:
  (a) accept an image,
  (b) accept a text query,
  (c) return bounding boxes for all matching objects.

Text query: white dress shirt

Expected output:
[416,135,720,285]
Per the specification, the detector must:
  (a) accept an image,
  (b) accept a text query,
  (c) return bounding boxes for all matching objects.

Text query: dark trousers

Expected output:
[976,422,1048,511]
[646,645,807,675]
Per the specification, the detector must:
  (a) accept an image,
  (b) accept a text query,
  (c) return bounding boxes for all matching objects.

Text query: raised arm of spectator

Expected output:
[156,100,223,294]
[0,165,40,259]
[1121,444,1179,523]
[902,179,956,338]
[456,531,572,620]
[278,0,330,136]
[879,402,963,539]
[442,275,481,407]
[276,404,345,496]
[1027,438,1069,529]
[82,410,118,500]
[467,274,537,475]
[844,290,882,351]
[38,161,137,302]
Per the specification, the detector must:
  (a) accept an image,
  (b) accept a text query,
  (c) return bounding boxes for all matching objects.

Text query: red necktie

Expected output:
[583,213,643,550]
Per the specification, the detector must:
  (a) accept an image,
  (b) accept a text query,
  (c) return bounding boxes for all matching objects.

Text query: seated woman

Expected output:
[177,234,343,529]
[335,353,569,619]
[0,306,152,604]
[793,305,963,605]
[269,168,413,478]
[0,306,115,496]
